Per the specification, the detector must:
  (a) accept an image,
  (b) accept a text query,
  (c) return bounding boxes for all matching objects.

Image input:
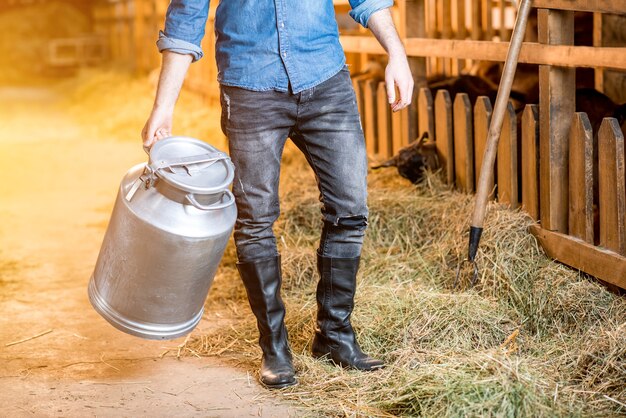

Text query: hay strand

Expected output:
[5,329,53,347]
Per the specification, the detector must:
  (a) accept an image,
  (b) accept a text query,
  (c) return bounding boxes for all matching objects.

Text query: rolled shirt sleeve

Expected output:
[349,0,394,28]
[156,0,210,62]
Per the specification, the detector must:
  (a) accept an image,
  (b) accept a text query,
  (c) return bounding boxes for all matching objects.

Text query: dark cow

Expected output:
[371,132,439,183]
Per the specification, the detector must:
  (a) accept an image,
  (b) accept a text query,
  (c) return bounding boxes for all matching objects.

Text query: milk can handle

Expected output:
[185,190,235,211]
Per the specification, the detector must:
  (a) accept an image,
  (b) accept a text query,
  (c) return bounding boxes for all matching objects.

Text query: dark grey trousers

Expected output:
[219,67,368,263]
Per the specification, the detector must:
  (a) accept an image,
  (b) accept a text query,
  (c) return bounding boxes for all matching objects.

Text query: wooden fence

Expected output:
[360,80,626,288]
[346,0,626,290]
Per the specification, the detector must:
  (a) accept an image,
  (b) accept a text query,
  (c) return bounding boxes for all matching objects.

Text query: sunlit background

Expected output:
[1,1,626,416]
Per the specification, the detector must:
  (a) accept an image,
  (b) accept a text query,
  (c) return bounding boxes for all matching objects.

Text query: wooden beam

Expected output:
[339,37,626,71]
[530,225,626,290]
[533,0,626,14]
[538,9,575,233]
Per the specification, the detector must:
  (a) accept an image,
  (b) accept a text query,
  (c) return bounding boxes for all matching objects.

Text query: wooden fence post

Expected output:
[568,112,594,244]
[521,104,540,220]
[363,79,378,157]
[497,101,518,207]
[473,96,493,195]
[453,93,474,193]
[418,88,435,141]
[598,118,626,256]
[392,107,404,155]
[435,89,454,185]
[538,9,575,232]
[377,82,393,159]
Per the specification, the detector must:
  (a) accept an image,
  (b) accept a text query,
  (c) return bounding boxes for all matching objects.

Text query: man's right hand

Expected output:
[142,105,173,148]
[141,51,193,149]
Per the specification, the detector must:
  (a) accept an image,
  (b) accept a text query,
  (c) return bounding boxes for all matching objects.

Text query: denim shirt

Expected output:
[157,0,393,93]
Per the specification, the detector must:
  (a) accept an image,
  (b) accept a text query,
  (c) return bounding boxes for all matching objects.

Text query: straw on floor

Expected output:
[70,72,626,417]
[178,146,625,417]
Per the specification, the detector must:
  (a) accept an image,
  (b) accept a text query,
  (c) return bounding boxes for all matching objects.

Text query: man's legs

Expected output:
[290,67,384,371]
[220,85,297,388]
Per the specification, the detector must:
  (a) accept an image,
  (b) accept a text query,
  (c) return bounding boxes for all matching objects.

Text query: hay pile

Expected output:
[184,147,625,417]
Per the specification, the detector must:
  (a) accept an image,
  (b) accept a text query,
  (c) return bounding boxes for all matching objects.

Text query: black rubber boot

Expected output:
[236,256,297,389]
[312,254,384,371]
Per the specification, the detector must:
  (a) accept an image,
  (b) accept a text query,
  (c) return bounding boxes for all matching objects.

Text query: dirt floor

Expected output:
[0,86,295,417]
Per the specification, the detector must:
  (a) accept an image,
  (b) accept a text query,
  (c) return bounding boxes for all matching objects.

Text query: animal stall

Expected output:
[340,0,626,290]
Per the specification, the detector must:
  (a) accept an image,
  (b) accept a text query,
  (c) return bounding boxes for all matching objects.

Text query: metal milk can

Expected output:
[88,137,237,340]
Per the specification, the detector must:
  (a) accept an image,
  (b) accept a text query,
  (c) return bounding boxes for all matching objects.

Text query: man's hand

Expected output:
[142,105,173,147]
[141,51,193,149]
[367,8,414,112]
[385,53,414,112]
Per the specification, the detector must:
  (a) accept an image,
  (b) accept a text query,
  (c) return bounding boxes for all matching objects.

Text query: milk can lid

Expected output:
[148,137,234,194]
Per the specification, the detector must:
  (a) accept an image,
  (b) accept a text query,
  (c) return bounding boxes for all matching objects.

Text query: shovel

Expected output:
[455,0,534,288]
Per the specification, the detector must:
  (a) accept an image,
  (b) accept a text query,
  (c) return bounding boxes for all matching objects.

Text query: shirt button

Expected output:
[282,52,287,58]
[280,22,285,28]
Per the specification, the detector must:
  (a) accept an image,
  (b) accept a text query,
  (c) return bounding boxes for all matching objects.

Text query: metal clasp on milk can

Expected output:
[88,137,237,340]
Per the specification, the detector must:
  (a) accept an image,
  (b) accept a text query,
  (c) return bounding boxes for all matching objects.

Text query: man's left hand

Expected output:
[385,54,414,112]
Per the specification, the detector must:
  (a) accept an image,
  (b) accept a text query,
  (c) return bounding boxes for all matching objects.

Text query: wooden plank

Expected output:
[521,104,540,220]
[499,0,506,41]
[593,12,604,92]
[442,0,452,38]
[363,79,378,157]
[568,113,595,244]
[456,0,466,39]
[405,0,428,144]
[538,9,575,232]
[339,37,626,71]
[453,93,474,193]
[455,0,467,73]
[418,88,435,142]
[473,96,493,196]
[471,0,483,40]
[427,0,438,38]
[392,107,404,155]
[435,89,455,185]
[598,118,626,256]
[530,225,626,290]
[441,0,453,74]
[376,82,392,158]
[483,0,493,40]
[497,101,518,208]
[533,0,626,14]
[434,0,444,73]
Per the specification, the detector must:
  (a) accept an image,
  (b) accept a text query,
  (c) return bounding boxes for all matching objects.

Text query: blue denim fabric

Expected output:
[157,0,393,93]
[220,67,369,262]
